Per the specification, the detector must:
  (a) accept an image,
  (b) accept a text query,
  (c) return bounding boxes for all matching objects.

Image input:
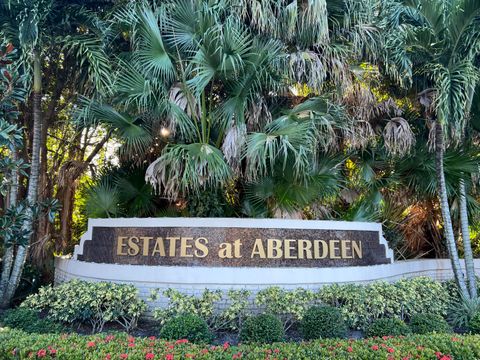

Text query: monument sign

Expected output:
[75,218,393,267]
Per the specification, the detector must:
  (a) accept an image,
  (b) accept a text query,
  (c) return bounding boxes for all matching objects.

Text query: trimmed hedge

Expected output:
[300,305,347,340]
[0,308,64,334]
[409,314,451,334]
[0,329,479,359]
[240,314,284,343]
[159,314,212,343]
[366,318,411,337]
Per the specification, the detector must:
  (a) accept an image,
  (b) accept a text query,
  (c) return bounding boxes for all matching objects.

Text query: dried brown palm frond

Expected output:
[400,200,444,257]
[246,96,272,131]
[383,117,415,157]
[287,50,327,93]
[342,83,378,121]
[345,120,375,149]
[222,123,246,175]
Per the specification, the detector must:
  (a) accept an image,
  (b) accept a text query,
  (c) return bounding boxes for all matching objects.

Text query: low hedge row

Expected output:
[0,329,479,360]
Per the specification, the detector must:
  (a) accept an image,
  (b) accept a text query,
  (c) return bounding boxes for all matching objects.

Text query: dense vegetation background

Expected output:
[0,0,479,305]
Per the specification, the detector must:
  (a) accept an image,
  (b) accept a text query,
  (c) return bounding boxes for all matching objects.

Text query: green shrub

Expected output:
[159,314,212,343]
[0,308,64,334]
[21,280,146,333]
[318,277,448,330]
[240,314,284,343]
[366,318,411,337]
[151,288,251,331]
[468,311,480,334]
[409,314,451,334]
[300,306,347,340]
[255,287,315,330]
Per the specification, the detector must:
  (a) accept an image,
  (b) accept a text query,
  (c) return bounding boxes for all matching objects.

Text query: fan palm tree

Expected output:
[76,0,374,208]
[380,0,480,298]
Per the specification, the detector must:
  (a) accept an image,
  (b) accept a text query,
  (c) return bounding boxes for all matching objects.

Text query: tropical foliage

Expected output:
[0,0,479,308]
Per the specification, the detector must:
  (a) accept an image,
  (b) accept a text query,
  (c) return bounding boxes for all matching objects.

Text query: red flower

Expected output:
[37,349,47,358]
[223,342,230,350]
[145,353,155,360]
[128,336,135,343]
[387,348,394,353]
[49,348,57,355]
[105,355,111,360]
[440,357,451,360]
[201,349,208,354]
[128,343,135,348]
[274,349,280,354]
[105,335,115,343]
[347,347,353,353]
[120,355,128,360]
[371,345,379,351]
[165,354,174,360]
[87,341,96,348]
[232,352,243,359]
[175,339,188,344]
[149,336,156,340]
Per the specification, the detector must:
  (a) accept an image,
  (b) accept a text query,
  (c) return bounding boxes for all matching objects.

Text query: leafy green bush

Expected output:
[366,318,411,337]
[159,314,212,343]
[240,314,284,343]
[1,330,480,359]
[409,314,451,334]
[255,287,315,330]
[468,311,480,334]
[21,280,146,333]
[0,308,64,334]
[300,305,347,340]
[151,288,251,331]
[318,277,448,330]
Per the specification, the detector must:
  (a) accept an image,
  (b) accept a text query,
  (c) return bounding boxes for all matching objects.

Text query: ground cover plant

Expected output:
[0,329,478,360]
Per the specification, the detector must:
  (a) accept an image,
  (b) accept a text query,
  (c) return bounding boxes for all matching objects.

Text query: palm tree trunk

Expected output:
[0,149,19,303]
[459,178,477,298]
[435,122,469,298]
[1,51,42,307]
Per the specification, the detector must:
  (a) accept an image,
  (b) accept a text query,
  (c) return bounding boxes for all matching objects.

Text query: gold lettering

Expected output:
[233,239,242,258]
[298,240,312,259]
[152,237,166,256]
[140,237,153,256]
[341,240,352,259]
[194,237,209,258]
[284,239,296,259]
[116,237,128,256]
[127,236,140,256]
[267,239,283,259]
[180,237,193,257]
[166,237,180,257]
[352,240,363,258]
[251,239,266,258]
[329,240,340,259]
[313,240,328,259]
[218,243,233,258]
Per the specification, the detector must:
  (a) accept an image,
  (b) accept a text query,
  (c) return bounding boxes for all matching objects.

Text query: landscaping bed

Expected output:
[1,329,478,360]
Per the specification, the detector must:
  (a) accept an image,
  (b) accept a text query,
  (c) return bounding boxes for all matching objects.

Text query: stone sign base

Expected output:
[55,257,480,312]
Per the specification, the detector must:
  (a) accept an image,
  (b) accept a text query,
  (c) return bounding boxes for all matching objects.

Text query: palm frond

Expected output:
[145,143,232,201]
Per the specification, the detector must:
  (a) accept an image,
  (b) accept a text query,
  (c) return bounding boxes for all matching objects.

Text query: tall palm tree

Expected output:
[0,0,113,306]
[380,0,480,298]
